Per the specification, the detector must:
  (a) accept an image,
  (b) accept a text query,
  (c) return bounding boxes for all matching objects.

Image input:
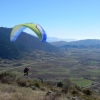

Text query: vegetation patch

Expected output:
[72,79,92,87]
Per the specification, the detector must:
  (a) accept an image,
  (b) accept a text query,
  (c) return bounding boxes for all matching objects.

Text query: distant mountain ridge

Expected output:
[47,37,77,42]
[0,27,60,59]
[65,39,100,45]
[49,39,100,49]
[61,39,100,49]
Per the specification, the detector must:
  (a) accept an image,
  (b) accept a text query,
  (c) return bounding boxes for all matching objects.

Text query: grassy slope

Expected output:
[0,81,100,100]
[0,83,46,100]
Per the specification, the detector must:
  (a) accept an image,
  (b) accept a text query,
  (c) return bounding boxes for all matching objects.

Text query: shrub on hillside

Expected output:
[34,82,40,88]
[17,78,27,87]
[71,90,78,95]
[82,89,92,96]
[28,80,41,88]
[57,81,63,87]
[0,72,16,84]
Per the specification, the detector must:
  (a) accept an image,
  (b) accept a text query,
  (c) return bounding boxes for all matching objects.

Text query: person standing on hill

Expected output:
[24,67,30,76]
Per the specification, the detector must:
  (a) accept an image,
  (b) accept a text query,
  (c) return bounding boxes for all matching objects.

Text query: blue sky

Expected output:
[0,0,100,40]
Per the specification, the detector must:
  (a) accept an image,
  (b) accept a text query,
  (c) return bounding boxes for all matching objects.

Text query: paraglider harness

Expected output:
[24,67,30,76]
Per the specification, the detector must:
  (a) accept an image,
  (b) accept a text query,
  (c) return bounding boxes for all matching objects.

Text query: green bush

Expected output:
[57,82,63,87]
[34,82,40,88]
[82,89,92,96]
[71,90,78,95]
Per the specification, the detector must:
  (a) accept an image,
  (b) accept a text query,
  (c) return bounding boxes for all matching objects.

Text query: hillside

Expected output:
[49,41,68,47]
[61,39,100,49]
[67,39,100,45]
[0,27,60,59]
[49,39,100,48]
[0,72,100,100]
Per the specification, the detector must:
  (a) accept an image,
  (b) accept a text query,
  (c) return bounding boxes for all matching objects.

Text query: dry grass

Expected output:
[0,81,100,100]
[0,83,46,100]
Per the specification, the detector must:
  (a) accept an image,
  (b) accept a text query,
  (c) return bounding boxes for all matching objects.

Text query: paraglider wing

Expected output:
[36,24,47,42]
[10,23,47,42]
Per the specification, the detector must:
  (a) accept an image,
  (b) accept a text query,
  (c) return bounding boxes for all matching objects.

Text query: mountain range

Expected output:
[47,37,77,42]
[0,27,60,59]
[1,27,100,59]
[50,39,100,49]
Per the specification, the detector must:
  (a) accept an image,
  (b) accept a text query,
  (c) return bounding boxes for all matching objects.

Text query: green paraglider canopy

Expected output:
[10,23,47,42]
